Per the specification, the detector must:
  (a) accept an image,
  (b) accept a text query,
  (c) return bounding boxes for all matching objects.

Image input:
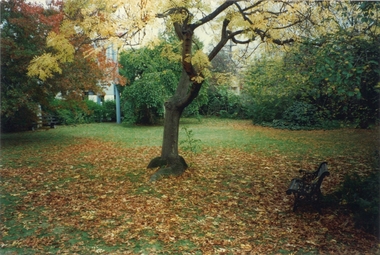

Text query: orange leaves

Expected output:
[1,130,379,254]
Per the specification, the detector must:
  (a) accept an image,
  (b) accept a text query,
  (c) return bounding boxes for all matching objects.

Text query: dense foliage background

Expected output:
[1,0,113,131]
[244,31,379,129]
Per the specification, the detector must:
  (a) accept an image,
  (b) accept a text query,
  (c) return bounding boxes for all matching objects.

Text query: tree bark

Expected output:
[147,70,191,181]
[148,3,235,181]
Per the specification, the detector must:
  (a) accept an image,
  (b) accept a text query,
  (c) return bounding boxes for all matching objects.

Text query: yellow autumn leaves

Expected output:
[27,0,157,81]
[27,32,74,81]
[161,44,211,83]
[27,0,378,83]
[190,50,211,83]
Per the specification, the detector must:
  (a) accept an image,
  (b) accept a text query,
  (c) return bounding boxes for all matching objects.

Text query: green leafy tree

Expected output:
[244,55,305,124]
[285,31,379,128]
[119,42,181,125]
[244,2,380,129]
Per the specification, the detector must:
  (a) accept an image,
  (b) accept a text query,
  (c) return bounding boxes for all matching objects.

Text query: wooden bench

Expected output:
[286,162,329,213]
[32,115,58,130]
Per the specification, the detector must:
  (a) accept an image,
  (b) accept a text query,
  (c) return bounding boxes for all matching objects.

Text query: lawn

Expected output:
[1,118,379,254]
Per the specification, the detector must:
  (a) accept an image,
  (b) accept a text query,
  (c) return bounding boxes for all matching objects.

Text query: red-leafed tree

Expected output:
[1,0,124,131]
[1,0,62,124]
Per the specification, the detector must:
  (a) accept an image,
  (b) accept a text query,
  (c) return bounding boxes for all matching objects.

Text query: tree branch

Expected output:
[231,35,253,44]
[239,0,265,12]
[190,1,238,30]
[272,38,294,45]
[234,0,267,25]
[272,18,303,30]
[156,7,188,19]
[208,18,231,61]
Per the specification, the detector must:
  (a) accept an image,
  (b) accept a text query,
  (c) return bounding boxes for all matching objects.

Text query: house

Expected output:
[87,45,122,123]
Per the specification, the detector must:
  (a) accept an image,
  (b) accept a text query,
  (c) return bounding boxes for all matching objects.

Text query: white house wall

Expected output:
[88,83,116,103]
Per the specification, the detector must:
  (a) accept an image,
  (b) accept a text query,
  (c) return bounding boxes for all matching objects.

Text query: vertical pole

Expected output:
[108,44,121,124]
[114,84,121,124]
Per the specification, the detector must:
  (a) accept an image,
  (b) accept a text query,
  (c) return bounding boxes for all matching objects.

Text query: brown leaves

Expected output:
[1,134,379,254]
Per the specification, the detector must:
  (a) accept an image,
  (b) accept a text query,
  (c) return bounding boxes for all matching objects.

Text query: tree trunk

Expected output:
[146,18,205,181]
[147,70,191,181]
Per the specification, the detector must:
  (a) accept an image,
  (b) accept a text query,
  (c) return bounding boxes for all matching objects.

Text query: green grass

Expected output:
[2,118,377,160]
[1,118,378,254]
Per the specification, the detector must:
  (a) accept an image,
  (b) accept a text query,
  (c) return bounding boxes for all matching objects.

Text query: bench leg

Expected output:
[293,203,298,212]
[314,193,323,214]
[292,193,300,212]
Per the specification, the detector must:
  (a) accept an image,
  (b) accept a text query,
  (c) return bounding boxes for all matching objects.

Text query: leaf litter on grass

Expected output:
[1,131,379,254]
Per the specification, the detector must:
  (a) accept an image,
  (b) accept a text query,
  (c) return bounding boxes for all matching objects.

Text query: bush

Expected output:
[338,170,380,238]
[201,85,252,119]
[2,99,118,130]
[103,100,116,122]
[53,100,86,125]
[1,105,39,132]
[265,101,319,129]
[282,101,318,126]
[85,100,104,123]
[122,100,138,125]
[243,30,380,128]
[51,99,106,125]
[251,96,288,124]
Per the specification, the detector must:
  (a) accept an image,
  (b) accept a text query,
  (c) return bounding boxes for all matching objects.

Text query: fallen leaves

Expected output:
[1,129,379,254]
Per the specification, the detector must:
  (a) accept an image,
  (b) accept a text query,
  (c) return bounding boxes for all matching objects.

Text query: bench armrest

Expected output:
[286,178,301,195]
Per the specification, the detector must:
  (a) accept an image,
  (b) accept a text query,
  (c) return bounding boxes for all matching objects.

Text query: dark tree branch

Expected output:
[156,7,189,19]
[157,7,193,41]
[208,39,229,62]
[190,1,238,30]
[160,0,300,110]
[239,0,265,12]
[221,18,230,39]
[272,38,294,45]
[208,18,231,61]
[272,18,303,30]
[231,35,253,44]
[266,10,288,16]
[234,2,253,25]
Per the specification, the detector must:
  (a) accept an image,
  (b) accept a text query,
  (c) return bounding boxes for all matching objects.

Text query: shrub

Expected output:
[51,99,105,125]
[1,105,38,132]
[338,170,380,238]
[103,100,116,122]
[201,85,252,119]
[180,127,202,153]
[251,96,287,124]
[282,101,318,126]
[122,100,138,125]
[201,85,228,116]
[55,108,77,125]
[259,101,323,130]
[2,98,118,130]
[85,100,104,123]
